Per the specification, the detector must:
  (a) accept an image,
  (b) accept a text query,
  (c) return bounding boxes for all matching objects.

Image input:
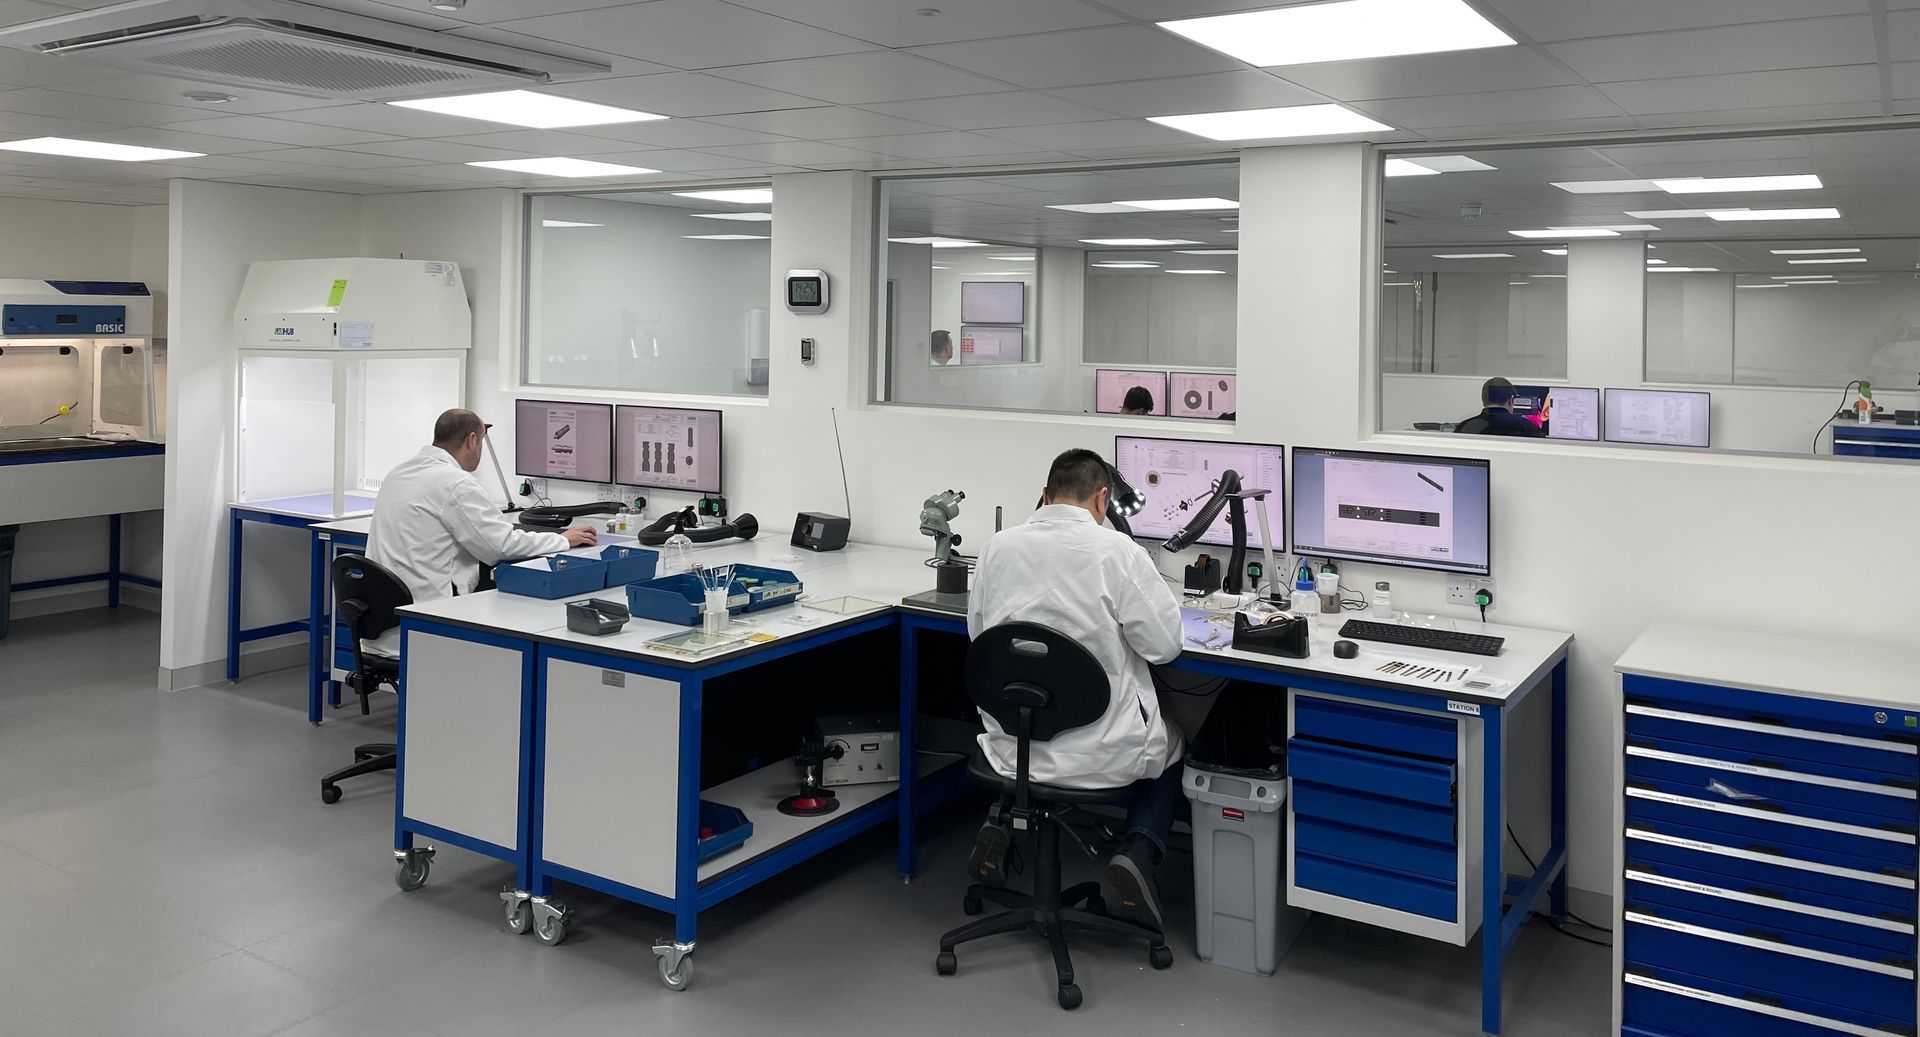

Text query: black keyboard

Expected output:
[1338,619,1505,657]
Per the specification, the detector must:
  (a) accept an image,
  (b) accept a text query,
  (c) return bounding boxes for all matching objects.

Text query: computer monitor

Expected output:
[961,280,1025,324]
[1095,369,1169,416]
[1169,372,1237,418]
[1290,447,1492,576]
[613,405,723,494]
[1542,386,1601,442]
[1604,388,1710,448]
[1113,436,1285,549]
[959,326,1023,365]
[513,399,612,483]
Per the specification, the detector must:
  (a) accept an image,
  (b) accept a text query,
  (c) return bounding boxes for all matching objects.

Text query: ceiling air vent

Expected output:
[0,0,608,101]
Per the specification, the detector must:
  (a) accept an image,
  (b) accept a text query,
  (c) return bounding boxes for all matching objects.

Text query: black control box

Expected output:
[792,512,850,552]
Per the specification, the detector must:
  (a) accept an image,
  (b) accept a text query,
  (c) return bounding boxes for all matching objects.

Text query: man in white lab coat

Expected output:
[365,409,594,653]
[967,448,1185,929]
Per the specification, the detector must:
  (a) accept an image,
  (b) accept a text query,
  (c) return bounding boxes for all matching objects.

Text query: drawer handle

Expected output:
[1745,886,1784,900]
[1744,758,1785,770]
[1882,778,1920,791]
[1882,913,1918,927]
[1742,993,1785,1009]
[1882,822,1920,836]
[1746,843,1786,857]
[1746,714,1787,727]
[1882,866,1918,880]
[1882,956,1918,970]
[1707,779,1767,803]
[1745,928,1785,944]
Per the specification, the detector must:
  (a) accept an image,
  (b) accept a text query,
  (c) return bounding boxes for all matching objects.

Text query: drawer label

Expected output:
[1446,700,1481,716]
[1626,704,1918,755]
[1626,827,1915,888]
[601,669,626,688]
[1625,868,1915,934]
[1628,745,1916,799]
[1626,787,1917,844]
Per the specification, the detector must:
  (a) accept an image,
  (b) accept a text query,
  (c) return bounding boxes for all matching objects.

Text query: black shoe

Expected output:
[1105,843,1164,931]
[968,821,1012,887]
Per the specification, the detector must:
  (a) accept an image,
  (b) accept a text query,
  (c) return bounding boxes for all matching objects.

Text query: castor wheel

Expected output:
[1057,983,1082,1010]
[320,784,342,805]
[961,896,983,916]
[1149,944,1173,970]
[1084,894,1107,915]
[935,950,957,976]
[393,849,433,892]
[659,954,693,990]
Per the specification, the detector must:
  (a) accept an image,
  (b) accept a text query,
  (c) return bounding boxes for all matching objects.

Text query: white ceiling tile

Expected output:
[271,103,496,139]
[0,87,207,127]
[84,126,298,156]
[41,76,343,117]
[164,154,346,176]
[826,131,1049,159]
[857,91,1118,130]
[570,119,799,149]
[1548,17,1877,84]
[441,25,672,78]
[1479,0,1870,42]
[978,118,1204,151]
[0,47,108,89]
[722,0,1123,47]
[922,151,1086,168]
[579,148,778,172]
[332,139,543,164]
[0,2,74,28]
[492,0,876,69]
[1597,65,1881,116]
[0,110,123,140]
[427,129,657,155]
[348,0,648,25]
[1895,62,1920,99]
[909,26,1239,90]
[691,139,892,167]
[1355,86,1622,130]
[1410,115,1641,141]
[243,147,431,170]
[1046,70,1321,118]
[704,106,943,139]
[151,115,398,147]
[1092,0,1276,17]
[1891,11,1920,62]
[1632,102,1887,129]
[710,51,1010,104]
[1274,47,1581,102]
[544,72,831,117]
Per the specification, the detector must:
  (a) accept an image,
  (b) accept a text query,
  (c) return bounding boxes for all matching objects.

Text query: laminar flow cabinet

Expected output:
[1615,624,1920,1037]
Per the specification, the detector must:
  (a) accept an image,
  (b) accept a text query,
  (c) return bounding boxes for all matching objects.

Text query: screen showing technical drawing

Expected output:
[1095,369,1168,415]
[513,399,611,483]
[1113,436,1285,549]
[1544,387,1601,442]
[1168,372,1237,418]
[1604,388,1710,448]
[960,280,1026,324]
[1290,448,1490,575]
[614,405,723,493]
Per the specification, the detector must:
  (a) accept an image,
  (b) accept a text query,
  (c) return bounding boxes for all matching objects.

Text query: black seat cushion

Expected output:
[967,748,1133,806]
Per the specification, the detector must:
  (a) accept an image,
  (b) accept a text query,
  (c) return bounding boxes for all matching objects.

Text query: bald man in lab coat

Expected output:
[967,447,1185,930]
[364,409,594,653]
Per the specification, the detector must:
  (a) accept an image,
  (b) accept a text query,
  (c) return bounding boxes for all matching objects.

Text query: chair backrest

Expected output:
[331,554,413,644]
[1453,413,1492,435]
[966,622,1111,743]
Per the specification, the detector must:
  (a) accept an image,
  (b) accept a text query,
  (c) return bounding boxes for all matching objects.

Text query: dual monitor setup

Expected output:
[512,398,724,494]
[955,280,1025,366]
[1113,436,1493,577]
[1494,385,1711,448]
[1096,369,1238,419]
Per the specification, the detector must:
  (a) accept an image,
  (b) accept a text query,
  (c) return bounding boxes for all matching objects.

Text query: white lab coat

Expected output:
[364,446,568,653]
[967,504,1185,788]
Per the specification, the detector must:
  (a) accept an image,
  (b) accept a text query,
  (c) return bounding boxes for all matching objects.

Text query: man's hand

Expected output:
[562,527,598,548]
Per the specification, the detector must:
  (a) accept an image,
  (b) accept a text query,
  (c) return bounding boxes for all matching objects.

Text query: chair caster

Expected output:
[393,847,433,891]
[320,784,342,805]
[1150,943,1173,970]
[1057,983,1082,1010]
[1085,894,1107,915]
[935,950,956,976]
[530,897,571,946]
[961,896,983,916]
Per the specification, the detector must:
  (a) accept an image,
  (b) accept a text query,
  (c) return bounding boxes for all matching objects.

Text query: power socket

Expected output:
[1447,575,1496,608]
[523,478,547,500]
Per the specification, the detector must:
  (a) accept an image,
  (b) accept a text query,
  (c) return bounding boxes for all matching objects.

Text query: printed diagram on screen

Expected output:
[1116,438,1283,548]
[630,414,701,489]
[545,407,578,477]
[1607,390,1708,447]
[1170,373,1237,418]
[1322,458,1455,563]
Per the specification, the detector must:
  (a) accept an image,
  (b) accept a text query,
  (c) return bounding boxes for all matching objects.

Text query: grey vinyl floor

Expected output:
[0,608,1610,1036]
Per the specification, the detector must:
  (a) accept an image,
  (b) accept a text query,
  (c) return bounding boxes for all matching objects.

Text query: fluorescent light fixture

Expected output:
[0,136,202,161]
[1540,248,1568,256]
[1530,274,1567,278]
[390,89,665,129]
[1771,247,1860,255]
[1175,249,1238,255]
[1787,257,1867,265]
[1433,252,1513,259]
[1384,158,1442,177]
[541,220,602,228]
[1159,0,1514,67]
[681,234,770,240]
[1596,224,1661,232]
[1648,266,1720,272]
[689,212,772,222]
[1149,104,1391,142]
[1624,209,1726,219]
[1509,282,1529,286]
[1399,155,1496,173]
[1736,283,1788,288]
[1091,261,1160,269]
[1550,179,1661,194]
[468,157,658,177]
[1790,279,1840,284]
[1114,197,1238,211]
[1222,229,1239,234]
[1774,275,1842,280]
[672,188,773,204]
[1653,174,1822,194]
[1645,258,1667,265]
[1510,228,1619,238]
[1165,269,1226,274]
[1081,238,1201,246]
[888,237,988,247]
[1382,281,1415,287]
[1048,202,1147,214]
[1706,208,1840,221]
[988,255,1035,261]
[931,265,951,269]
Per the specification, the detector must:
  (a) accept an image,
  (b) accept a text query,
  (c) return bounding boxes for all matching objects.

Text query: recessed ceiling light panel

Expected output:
[673,188,773,204]
[1433,252,1513,259]
[1383,158,1442,177]
[392,89,665,129]
[1787,257,1867,264]
[1160,0,1514,67]
[0,136,203,161]
[1149,104,1391,142]
[1771,247,1860,255]
[690,212,772,222]
[1706,208,1840,221]
[1550,179,1661,194]
[682,234,769,240]
[541,220,602,228]
[1653,174,1822,194]
[1113,197,1238,211]
[1048,202,1145,213]
[468,157,658,177]
[1081,238,1201,246]
[1508,228,1620,238]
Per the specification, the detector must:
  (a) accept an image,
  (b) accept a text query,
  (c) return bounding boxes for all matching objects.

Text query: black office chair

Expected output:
[319,554,411,805]
[935,622,1171,1010]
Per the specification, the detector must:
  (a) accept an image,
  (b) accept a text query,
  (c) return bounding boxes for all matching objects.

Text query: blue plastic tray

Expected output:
[598,544,660,588]
[698,801,751,862]
[495,554,607,599]
[626,565,803,626]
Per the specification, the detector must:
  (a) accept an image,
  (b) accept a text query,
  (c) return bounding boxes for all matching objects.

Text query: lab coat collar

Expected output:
[418,445,459,467]
[1031,503,1098,525]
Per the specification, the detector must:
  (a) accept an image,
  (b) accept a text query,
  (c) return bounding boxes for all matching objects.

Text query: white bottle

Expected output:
[1290,579,1319,619]
[1371,581,1394,619]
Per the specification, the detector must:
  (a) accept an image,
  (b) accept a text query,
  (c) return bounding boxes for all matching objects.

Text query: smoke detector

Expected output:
[1458,203,1484,221]
[0,0,608,100]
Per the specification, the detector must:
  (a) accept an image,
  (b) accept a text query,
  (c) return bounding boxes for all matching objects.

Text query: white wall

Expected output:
[1084,265,1237,367]
[6,197,168,619]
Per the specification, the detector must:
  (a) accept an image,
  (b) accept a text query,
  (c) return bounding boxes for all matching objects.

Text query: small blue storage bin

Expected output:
[598,544,660,588]
[495,554,608,599]
[697,801,752,862]
[626,565,804,626]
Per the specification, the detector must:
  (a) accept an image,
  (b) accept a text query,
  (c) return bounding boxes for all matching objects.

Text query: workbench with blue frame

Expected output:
[226,493,374,683]
[307,516,371,724]
[0,441,165,618]
[899,602,1571,1037]
[1831,421,1920,460]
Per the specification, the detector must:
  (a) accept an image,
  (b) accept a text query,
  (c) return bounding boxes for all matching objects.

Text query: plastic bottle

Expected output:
[1290,578,1319,619]
[1371,580,1394,619]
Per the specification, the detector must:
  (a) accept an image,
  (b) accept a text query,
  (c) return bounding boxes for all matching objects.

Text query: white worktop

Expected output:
[1616,622,1920,712]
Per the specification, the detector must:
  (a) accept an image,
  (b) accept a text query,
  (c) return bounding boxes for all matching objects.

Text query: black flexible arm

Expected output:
[1160,469,1241,552]
[633,506,759,546]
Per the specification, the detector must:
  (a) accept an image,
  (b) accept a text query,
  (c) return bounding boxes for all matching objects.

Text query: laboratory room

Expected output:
[6,3,1920,1037]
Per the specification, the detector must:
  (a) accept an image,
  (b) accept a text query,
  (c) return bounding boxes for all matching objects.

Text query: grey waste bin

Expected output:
[1182,764,1309,975]
[0,524,16,640]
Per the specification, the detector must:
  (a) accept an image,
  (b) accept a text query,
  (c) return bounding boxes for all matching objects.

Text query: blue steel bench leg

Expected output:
[651,675,703,990]
[226,510,243,681]
[1549,659,1568,920]
[898,617,921,881]
[107,514,122,608]
[1481,703,1505,1037]
[308,529,325,724]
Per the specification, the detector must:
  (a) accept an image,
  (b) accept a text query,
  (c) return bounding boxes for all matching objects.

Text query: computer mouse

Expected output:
[1334,640,1358,659]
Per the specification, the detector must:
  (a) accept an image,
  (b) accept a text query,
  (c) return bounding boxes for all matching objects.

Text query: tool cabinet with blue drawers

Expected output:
[1615,624,1920,1037]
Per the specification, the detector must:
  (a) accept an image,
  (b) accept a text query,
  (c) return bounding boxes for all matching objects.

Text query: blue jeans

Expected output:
[1123,762,1186,863]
